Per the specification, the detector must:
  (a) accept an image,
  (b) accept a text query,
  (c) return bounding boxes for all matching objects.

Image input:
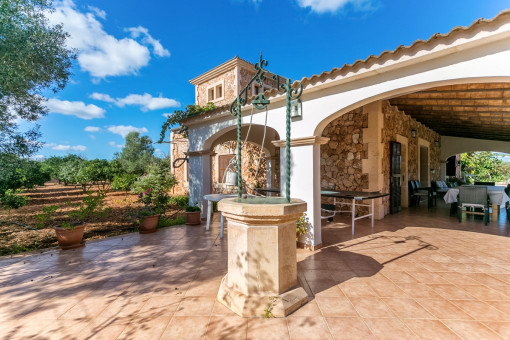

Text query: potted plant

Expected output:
[54,221,86,250]
[296,213,309,247]
[132,164,176,234]
[185,204,201,225]
[137,188,169,233]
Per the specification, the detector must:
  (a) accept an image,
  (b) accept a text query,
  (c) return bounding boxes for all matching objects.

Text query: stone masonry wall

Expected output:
[170,132,189,196]
[381,101,441,211]
[211,141,279,194]
[196,69,236,107]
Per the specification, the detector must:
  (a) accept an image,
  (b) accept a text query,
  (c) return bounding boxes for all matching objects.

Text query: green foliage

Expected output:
[169,195,189,209]
[34,192,111,229]
[35,204,58,228]
[158,103,216,141]
[56,155,86,186]
[0,0,75,156]
[80,159,117,193]
[0,152,49,196]
[296,213,309,241]
[264,297,280,318]
[111,173,138,193]
[0,189,28,210]
[185,205,200,212]
[133,162,177,214]
[115,132,155,176]
[461,152,505,182]
[157,216,186,228]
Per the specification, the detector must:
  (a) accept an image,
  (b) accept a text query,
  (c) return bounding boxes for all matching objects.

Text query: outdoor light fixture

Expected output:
[434,140,440,147]
[430,169,436,173]
[290,99,302,118]
[411,129,417,138]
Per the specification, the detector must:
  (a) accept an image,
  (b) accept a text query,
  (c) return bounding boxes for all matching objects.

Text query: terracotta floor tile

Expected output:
[307,280,345,297]
[458,284,510,301]
[402,319,461,340]
[325,317,374,340]
[211,300,238,316]
[0,319,54,339]
[137,295,182,318]
[382,271,418,283]
[303,270,334,281]
[443,320,502,340]
[395,283,443,299]
[338,281,377,297]
[247,318,290,340]
[205,315,248,340]
[286,316,333,340]
[38,319,90,340]
[381,297,434,319]
[75,319,129,340]
[185,278,222,296]
[368,280,408,298]
[483,321,510,339]
[427,283,476,300]
[465,273,509,286]
[439,272,480,285]
[289,299,323,316]
[59,296,114,320]
[329,270,357,283]
[117,315,171,339]
[175,296,215,316]
[160,316,210,340]
[450,299,510,321]
[363,317,415,340]
[415,299,473,320]
[315,296,358,317]
[349,297,394,318]
[407,271,449,284]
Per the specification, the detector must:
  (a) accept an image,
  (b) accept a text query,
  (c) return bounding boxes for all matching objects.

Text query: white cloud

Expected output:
[45,143,87,151]
[126,26,170,57]
[47,1,169,80]
[89,134,96,140]
[162,113,171,118]
[296,0,374,13]
[87,6,106,19]
[90,92,115,103]
[116,93,180,111]
[90,92,179,111]
[84,126,100,132]
[109,141,124,148]
[31,155,45,161]
[46,98,105,119]
[107,125,148,138]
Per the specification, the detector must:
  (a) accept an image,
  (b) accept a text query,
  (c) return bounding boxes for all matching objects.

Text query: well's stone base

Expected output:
[217,275,308,318]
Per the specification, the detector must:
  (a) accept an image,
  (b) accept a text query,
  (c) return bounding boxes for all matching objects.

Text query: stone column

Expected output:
[187,150,212,218]
[272,136,329,250]
[217,198,308,317]
[361,101,385,219]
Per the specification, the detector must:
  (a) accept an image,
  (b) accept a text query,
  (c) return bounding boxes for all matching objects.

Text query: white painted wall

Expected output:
[441,136,510,160]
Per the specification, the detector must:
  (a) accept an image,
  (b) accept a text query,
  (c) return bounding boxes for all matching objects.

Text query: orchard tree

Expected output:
[0,0,75,156]
[116,132,155,176]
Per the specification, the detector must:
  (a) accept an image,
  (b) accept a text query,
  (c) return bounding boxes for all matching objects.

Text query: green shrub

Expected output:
[1,189,28,211]
[111,173,138,193]
[169,195,188,208]
[158,216,186,228]
[185,206,200,212]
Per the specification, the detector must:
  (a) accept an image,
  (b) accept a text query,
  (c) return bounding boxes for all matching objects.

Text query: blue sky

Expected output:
[31,0,509,160]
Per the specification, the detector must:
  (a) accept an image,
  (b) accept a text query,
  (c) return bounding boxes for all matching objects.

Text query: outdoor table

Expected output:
[443,186,510,220]
[321,190,389,235]
[203,194,237,239]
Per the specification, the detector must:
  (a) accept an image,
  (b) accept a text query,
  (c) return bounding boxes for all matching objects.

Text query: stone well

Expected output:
[217,197,308,318]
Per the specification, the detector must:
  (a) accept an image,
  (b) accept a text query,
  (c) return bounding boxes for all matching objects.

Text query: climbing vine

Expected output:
[158,103,216,142]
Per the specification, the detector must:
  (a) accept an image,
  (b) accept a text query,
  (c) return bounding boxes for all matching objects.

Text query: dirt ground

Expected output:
[0,182,185,256]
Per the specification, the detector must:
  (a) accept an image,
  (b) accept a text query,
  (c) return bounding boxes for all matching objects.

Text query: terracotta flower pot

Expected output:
[185,211,201,225]
[140,214,159,234]
[54,224,85,250]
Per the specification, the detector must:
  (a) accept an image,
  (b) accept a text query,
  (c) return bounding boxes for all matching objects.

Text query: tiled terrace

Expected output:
[2,203,510,339]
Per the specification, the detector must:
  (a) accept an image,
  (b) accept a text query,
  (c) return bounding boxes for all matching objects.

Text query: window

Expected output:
[206,81,224,103]
[218,154,235,181]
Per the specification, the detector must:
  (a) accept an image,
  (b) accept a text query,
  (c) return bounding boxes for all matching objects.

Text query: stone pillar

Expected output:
[361,101,385,219]
[217,198,308,317]
[272,136,329,250]
[187,150,212,218]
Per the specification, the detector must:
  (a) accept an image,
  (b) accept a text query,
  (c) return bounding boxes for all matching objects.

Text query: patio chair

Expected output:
[432,180,449,196]
[457,186,489,226]
[409,180,435,208]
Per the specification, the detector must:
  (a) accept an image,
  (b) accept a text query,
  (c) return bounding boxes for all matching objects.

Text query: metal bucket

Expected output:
[225,171,237,186]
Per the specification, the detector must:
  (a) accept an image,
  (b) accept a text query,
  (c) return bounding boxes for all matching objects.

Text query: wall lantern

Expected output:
[290,99,302,118]
[434,140,440,147]
[411,129,417,138]
[430,169,436,173]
